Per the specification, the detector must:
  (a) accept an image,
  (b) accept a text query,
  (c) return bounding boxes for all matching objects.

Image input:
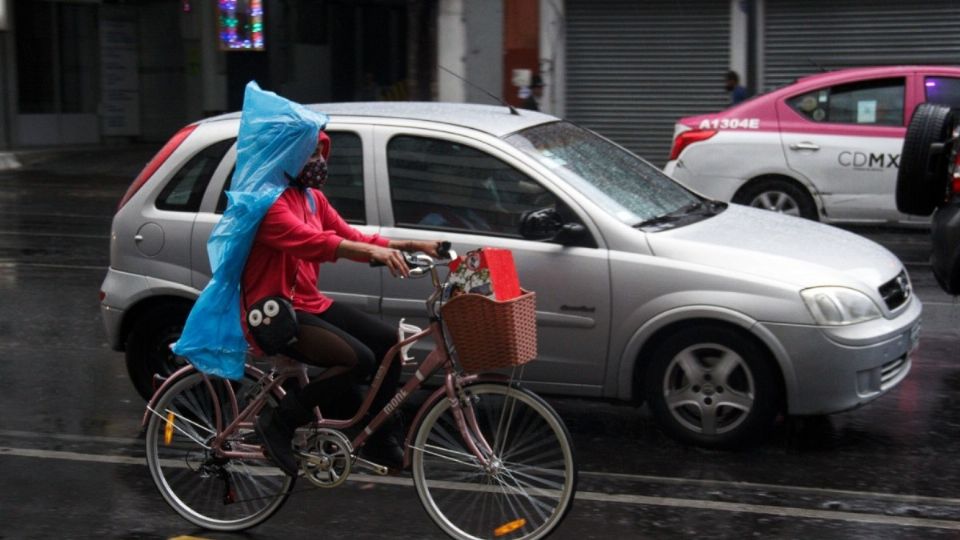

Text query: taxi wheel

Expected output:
[644,325,780,449]
[125,304,190,401]
[734,178,818,220]
[896,103,957,216]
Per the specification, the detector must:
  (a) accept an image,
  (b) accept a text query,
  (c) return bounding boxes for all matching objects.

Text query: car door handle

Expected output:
[789,142,820,151]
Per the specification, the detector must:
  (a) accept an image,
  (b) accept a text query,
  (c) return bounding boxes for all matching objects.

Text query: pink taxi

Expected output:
[664,66,960,224]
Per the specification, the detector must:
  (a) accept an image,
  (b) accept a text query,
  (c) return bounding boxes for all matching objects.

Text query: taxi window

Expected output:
[924,76,960,108]
[215,131,366,224]
[787,77,905,127]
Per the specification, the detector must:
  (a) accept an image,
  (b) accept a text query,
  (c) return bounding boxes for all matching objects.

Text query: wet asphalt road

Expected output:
[1,148,960,539]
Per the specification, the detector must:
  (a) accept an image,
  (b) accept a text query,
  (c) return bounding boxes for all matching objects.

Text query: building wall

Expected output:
[465,0,503,105]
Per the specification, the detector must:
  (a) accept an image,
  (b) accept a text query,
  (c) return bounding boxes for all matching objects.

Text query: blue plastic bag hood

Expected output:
[172,81,328,379]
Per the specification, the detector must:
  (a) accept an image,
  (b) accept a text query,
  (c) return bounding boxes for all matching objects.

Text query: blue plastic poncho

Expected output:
[172,81,328,380]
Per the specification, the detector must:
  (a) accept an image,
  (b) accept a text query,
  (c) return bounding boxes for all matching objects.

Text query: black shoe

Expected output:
[254,408,299,476]
[360,437,405,471]
[360,416,405,470]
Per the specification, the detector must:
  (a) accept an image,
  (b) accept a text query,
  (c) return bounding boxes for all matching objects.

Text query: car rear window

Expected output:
[925,76,960,108]
[787,77,905,127]
[156,138,234,212]
[215,131,366,224]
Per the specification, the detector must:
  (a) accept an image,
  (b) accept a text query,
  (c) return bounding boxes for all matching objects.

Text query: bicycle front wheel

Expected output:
[144,372,294,531]
[411,383,577,540]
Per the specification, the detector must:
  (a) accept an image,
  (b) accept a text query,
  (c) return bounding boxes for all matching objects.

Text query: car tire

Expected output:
[896,103,957,216]
[931,196,960,295]
[643,325,780,449]
[125,303,191,401]
[733,178,818,220]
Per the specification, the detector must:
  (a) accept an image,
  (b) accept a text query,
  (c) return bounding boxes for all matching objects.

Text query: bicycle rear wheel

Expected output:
[411,383,577,540]
[144,371,294,531]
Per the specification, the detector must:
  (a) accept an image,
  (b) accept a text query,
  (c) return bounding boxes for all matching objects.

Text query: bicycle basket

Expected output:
[440,290,538,373]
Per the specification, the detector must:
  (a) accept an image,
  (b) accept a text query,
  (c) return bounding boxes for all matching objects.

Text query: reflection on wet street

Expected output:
[1,148,960,539]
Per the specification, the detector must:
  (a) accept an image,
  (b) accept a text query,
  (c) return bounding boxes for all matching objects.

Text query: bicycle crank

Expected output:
[299,429,353,488]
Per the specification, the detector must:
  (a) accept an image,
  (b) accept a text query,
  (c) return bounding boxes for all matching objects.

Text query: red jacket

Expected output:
[241,187,389,348]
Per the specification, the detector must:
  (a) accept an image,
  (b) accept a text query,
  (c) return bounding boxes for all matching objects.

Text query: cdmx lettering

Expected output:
[838,151,900,169]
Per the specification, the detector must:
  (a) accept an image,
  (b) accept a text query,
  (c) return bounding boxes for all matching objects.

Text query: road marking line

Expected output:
[0,430,140,445]
[579,470,960,506]
[3,430,960,506]
[3,446,960,531]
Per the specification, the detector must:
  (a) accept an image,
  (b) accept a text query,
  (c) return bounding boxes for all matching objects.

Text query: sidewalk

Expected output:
[0,143,160,177]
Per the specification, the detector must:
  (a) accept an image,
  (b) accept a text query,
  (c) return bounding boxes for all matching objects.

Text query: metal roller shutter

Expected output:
[764,0,960,92]
[566,0,730,165]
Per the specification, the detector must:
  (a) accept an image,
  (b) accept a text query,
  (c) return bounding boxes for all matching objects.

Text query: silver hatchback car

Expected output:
[100,102,921,448]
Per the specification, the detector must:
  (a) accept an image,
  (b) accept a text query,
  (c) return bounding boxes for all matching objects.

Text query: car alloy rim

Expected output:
[750,191,800,216]
[661,343,755,436]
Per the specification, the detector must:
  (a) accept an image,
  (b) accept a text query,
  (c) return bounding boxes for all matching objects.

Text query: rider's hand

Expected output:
[403,240,444,258]
[388,239,445,258]
[369,245,410,278]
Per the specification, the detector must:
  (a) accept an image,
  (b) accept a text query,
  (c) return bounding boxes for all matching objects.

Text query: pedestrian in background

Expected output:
[726,70,749,106]
[519,73,545,111]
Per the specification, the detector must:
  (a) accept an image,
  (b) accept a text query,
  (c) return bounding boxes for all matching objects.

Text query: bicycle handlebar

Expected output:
[369,241,456,274]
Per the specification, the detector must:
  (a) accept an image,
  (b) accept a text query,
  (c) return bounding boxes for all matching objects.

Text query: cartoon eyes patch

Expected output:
[247,299,281,328]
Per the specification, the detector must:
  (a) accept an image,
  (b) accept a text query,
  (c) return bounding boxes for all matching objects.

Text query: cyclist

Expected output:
[246,130,442,476]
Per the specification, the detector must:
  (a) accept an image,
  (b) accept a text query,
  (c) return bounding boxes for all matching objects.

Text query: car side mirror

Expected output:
[520,208,586,244]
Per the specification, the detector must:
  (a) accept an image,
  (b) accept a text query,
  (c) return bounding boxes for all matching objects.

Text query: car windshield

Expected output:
[506,121,704,226]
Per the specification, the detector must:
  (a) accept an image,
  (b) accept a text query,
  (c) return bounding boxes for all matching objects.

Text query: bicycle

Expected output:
[142,244,578,539]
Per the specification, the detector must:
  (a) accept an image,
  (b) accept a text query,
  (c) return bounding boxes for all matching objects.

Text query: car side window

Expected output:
[787,77,905,127]
[387,135,581,241]
[924,76,960,108]
[216,131,366,224]
[156,138,234,212]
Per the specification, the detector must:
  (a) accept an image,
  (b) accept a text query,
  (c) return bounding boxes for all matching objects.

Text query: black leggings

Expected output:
[282,302,401,419]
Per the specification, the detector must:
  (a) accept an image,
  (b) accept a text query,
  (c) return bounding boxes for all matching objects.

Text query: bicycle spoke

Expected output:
[413,383,576,540]
[146,373,293,531]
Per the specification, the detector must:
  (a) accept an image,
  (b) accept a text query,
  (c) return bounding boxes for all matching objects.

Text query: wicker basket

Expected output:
[440,290,538,374]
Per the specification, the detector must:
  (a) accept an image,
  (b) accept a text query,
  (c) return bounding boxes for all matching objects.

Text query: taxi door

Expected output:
[777,76,910,222]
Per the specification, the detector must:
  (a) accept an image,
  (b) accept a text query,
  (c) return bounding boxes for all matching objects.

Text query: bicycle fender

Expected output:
[402,373,512,469]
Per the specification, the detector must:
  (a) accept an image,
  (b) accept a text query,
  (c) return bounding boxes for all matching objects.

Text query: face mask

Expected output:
[293,156,328,188]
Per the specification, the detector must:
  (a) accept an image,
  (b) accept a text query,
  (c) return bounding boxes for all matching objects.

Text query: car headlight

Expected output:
[800,287,882,326]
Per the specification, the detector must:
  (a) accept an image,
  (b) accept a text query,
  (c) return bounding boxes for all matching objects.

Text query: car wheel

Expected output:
[896,103,957,216]
[125,304,190,401]
[733,178,818,220]
[644,325,779,449]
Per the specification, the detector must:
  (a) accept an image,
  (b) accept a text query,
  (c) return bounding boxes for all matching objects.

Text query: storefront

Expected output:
[563,0,733,164]
[762,0,960,92]
[0,0,415,148]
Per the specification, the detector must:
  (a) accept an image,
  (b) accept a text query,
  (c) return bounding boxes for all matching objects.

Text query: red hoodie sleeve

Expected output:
[314,190,391,253]
[256,192,344,262]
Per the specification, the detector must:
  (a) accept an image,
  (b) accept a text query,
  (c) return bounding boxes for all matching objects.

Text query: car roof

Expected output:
[198,101,557,138]
[791,65,960,87]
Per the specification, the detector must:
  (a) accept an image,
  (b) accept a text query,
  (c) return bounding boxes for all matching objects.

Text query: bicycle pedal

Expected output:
[354,456,390,476]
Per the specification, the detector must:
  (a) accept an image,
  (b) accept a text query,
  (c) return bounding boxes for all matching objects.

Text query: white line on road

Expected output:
[3,445,960,531]
[3,429,960,507]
